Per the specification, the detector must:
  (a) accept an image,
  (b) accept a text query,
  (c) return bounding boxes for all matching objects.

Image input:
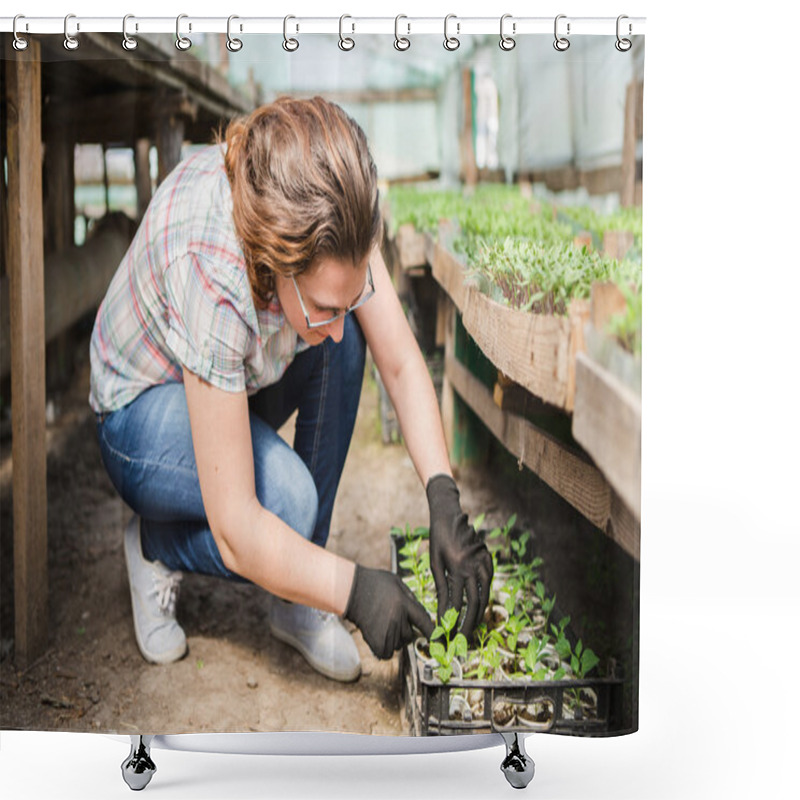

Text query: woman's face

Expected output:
[276,255,370,346]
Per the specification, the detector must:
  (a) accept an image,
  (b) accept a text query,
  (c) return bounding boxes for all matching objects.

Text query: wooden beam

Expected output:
[460,69,478,187]
[156,113,185,185]
[134,138,152,222]
[446,353,608,523]
[46,91,198,147]
[620,80,638,208]
[445,352,639,559]
[430,236,587,411]
[43,127,75,254]
[287,87,438,105]
[572,353,641,522]
[5,39,49,668]
[0,213,135,380]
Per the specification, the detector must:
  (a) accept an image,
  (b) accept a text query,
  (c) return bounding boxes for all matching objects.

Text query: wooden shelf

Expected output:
[573,353,641,521]
[429,234,589,412]
[382,221,641,558]
[445,351,639,560]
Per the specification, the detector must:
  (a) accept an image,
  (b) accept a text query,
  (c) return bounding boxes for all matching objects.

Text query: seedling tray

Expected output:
[390,528,624,737]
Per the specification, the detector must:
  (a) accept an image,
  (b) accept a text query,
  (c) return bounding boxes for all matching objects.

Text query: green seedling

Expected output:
[534,581,556,630]
[570,639,600,679]
[465,623,506,680]
[488,514,518,565]
[429,607,468,684]
[504,613,529,656]
[522,634,551,680]
[396,528,433,604]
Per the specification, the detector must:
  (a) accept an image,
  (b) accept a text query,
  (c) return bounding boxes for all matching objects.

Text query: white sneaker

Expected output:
[123,516,188,665]
[268,598,362,682]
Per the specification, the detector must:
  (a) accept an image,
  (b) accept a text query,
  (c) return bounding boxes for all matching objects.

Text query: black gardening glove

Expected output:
[426,474,493,641]
[345,564,435,660]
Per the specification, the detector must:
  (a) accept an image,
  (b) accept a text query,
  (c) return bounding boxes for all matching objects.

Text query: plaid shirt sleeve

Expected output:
[163,251,250,393]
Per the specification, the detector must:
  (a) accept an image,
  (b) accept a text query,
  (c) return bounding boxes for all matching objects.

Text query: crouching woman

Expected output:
[90,97,492,682]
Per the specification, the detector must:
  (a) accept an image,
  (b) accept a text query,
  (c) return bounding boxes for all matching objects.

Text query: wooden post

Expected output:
[43,122,77,390]
[44,131,75,254]
[620,80,638,208]
[134,138,152,222]
[0,82,8,280]
[156,112,185,186]
[460,69,478,187]
[5,39,49,668]
[102,143,110,214]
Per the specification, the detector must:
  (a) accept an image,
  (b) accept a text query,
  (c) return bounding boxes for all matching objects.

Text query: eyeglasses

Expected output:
[291,263,375,330]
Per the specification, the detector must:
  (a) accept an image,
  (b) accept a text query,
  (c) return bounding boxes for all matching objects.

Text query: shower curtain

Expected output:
[1,23,643,742]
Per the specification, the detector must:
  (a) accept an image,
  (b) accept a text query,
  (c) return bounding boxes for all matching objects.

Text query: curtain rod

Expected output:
[1,16,646,38]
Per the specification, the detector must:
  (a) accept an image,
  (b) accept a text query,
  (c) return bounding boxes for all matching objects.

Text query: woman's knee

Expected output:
[253,445,318,541]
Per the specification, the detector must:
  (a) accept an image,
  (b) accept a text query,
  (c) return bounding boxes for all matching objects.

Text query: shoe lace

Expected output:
[153,571,183,616]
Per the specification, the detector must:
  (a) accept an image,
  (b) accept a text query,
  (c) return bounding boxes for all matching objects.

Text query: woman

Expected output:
[90,97,492,682]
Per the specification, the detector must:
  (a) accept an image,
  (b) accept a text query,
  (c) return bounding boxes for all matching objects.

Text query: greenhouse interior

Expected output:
[1,28,643,743]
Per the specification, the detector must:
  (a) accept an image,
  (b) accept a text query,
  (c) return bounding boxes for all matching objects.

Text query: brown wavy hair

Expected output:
[221,97,381,306]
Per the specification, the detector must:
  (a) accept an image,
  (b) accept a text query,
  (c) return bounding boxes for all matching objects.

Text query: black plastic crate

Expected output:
[390,527,624,736]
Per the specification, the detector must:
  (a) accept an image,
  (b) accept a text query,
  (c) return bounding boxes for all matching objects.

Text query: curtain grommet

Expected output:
[122,14,138,51]
[394,14,410,51]
[338,14,355,51]
[226,15,243,52]
[63,13,80,51]
[12,14,29,51]
[175,14,192,51]
[499,14,516,51]
[283,15,299,52]
[615,15,632,52]
[444,14,460,51]
[554,14,570,51]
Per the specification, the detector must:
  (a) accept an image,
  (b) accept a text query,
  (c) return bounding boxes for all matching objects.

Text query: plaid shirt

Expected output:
[89,145,308,414]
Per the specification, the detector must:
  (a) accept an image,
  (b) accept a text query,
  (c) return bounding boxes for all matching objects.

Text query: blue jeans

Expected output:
[96,314,366,580]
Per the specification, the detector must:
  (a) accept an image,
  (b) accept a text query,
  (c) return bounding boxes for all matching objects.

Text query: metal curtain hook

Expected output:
[12,14,29,51]
[339,14,355,51]
[394,14,410,51]
[175,14,192,51]
[554,14,570,51]
[227,15,243,52]
[122,14,138,51]
[64,13,79,51]
[444,14,460,51]
[615,14,632,52]
[499,14,516,51]
[283,15,299,51]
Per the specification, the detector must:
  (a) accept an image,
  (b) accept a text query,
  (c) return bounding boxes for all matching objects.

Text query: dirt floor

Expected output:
[0,339,528,736]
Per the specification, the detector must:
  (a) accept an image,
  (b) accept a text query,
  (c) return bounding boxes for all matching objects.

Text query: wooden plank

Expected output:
[460,69,478,187]
[602,230,634,261]
[43,128,75,254]
[289,87,438,105]
[572,353,641,522]
[446,354,610,527]
[46,91,198,147]
[0,213,135,379]
[156,113,185,186]
[395,224,428,270]
[440,301,456,457]
[591,282,628,332]
[431,242,585,410]
[620,80,638,208]
[6,39,49,668]
[134,138,152,222]
[448,352,639,558]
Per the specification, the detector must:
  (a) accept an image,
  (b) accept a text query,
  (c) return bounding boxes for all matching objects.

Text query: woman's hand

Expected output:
[345,565,434,659]
[426,474,493,641]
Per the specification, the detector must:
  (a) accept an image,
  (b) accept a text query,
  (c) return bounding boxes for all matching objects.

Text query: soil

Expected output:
[0,329,637,734]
